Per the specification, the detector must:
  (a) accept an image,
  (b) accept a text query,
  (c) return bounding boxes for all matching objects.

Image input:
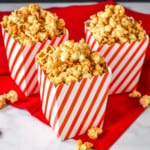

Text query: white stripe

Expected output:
[85,29,91,43]
[9,43,21,69]
[88,35,95,49]
[92,41,99,51]
[124,73,141,93]
[15,43,40,85]
[45,84,56,122]
[79,74,110,134]
[6,36,15,57]
[50,84,69,126]
[42,77,51,115]
[104,44,120,64]
[109,43,130,68]
[68,77,100,138]
[110,41,145,94]
[4,31,9,48]
[11,46,30,78]
[116,56,145,93]
[57,79,94,138]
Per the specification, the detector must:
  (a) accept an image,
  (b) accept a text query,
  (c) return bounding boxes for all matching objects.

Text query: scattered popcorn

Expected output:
[1,3,66,45]
[76,139,93,150]
[36,39,108,86]
[128,90,142,98]
[86,4,146,45]
[0,95,6,109]
[6,90,18,104]
[87,127,103,140]
[139,95,150,108]
[0,90,18,109]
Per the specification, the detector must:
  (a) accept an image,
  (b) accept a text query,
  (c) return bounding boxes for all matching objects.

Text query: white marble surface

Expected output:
[0,2,150,150]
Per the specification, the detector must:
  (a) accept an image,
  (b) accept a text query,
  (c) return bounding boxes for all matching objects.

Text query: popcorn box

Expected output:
[1,26,69,96]
[38,66,111,140]
[85,27,149,94]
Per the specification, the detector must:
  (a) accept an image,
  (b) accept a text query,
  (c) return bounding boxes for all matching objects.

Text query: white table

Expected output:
[0,2,150,150]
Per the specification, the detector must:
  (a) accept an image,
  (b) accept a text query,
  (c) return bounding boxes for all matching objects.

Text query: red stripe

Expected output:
[91,39,96,49]
[87,32,92,45]
[48,84,64,123]
[13,44,36,81]
[110,39,146,90]
[57,78,87,137]
[44,82,53,116]
[5,34,11,50]
[64,76,99,139]
[103,43,115,58]
[96,45,103,52]
[18,41,48,86]
[7,41,17,61]
[75,73,109,137]
[10,46,25,73]
[97,111,105,127]
[18,58,35,86]
[86,86,109,131]
[107,43,126,65]
[42,72,47,101]
[111,41,136,73]
[113,50,145,93]
[30,80,39,95]
[23,69,37,93]
[57,34,67,46]
[53,81,75,129]
[122,67,143,93]
[50,37,57,45]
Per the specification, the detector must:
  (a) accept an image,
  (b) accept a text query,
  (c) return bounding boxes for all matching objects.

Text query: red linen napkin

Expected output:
[0,1,150,150]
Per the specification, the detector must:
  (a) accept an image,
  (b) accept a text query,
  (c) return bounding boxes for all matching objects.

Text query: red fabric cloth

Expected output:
[0,1,150,150]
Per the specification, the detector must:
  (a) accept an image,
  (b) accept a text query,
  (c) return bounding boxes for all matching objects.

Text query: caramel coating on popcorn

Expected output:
[76,139,93,150]
[0,90,18,109]
[87,127,103,140]
[36,39,108,86]
[6,90,18,104]
[0,95,6,109]
[1,3,66,45]
[128,90,142,98]
[86,4,146,45]
[139,95,150,108]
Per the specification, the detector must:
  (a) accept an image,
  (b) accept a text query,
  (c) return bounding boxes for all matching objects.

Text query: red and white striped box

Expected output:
[38,66,111,140]
[1,26,69,96]
[85,27,149,94]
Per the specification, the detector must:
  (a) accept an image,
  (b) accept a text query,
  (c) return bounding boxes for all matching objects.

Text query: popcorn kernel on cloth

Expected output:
[128,90,142,98]
[1,3,66,45]
[87,127,103,140]
[36,39,108,86]
[86,4,146,45]
[0,90,18,109]
[139,95,150,108]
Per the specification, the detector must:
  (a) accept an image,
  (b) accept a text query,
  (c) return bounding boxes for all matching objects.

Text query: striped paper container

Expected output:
[38,66,111,140]
[1,26,69,96]
[85,27,149,94]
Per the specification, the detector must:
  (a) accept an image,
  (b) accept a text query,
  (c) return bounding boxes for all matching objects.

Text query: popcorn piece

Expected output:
[6,90,18,104]
[86,4,146,45]
[1,3,66,45]
[139,95,150,108]
[36,39,108,86]
[87,127,103,140]
[0,90,18,109]
[76,139,93,150]
[128,90,142,98]
[0,95,6,109]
